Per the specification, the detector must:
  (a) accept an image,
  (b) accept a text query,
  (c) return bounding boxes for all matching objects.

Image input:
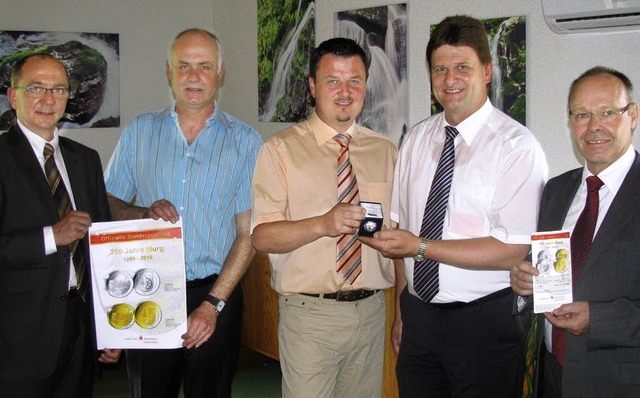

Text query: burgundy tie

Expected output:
[552,175,603,365]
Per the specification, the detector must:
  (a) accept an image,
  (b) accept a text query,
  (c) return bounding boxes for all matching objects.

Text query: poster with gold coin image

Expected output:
[531,231,573,313]
[89,218,187,349]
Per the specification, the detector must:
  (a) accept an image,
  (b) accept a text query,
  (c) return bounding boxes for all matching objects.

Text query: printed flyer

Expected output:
[531,230,573,313]
[89,218,187,349]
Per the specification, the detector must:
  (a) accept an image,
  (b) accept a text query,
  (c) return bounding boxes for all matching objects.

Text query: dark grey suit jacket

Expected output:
[0,124,110,380]
[535,152,640,397]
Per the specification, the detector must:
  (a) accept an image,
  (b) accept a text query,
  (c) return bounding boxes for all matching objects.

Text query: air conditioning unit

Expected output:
[542,0,640,34]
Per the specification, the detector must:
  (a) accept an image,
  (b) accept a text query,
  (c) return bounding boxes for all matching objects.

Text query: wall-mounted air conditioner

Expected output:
[542,0,640,34]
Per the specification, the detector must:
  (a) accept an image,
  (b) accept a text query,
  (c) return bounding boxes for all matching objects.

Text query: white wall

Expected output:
[215,0,640,178]
[3,0,640,178]
[0,0,215,167]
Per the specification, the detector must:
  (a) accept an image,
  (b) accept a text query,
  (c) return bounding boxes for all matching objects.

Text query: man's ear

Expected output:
[308,76,316,98]
[7,87,17,109]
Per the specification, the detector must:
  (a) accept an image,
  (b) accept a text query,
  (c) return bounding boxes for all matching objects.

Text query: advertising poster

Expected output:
[89,219,187,349]
[531,230,573,313]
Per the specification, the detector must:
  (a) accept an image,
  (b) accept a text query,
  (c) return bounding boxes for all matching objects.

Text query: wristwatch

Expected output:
[204,294,226,313]
[413,238,429,262]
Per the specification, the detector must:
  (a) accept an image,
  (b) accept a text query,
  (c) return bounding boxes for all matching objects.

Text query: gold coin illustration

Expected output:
[556,248,569,259]
[108,303,135,329]
[554,257,568,273]
[135,301,162,329]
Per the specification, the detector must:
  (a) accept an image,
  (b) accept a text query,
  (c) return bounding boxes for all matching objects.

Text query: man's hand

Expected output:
[146,199,179,223]
[510,261,539,296]
[391,317,402,355]
[321,203,365,237]
[181,302,218,349]
[359,227,420,259]
[545,301,590,336]
[98,348,122,364]
[52,211,91,246]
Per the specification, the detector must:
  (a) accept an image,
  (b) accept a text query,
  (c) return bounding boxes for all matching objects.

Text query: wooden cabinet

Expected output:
[241,252,399,397]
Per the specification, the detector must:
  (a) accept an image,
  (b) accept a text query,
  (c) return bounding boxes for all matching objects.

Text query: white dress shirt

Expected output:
[392,99,548,302]
[19,120,78,288]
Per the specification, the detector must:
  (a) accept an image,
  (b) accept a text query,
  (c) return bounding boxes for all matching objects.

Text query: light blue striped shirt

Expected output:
[105,103,262,280]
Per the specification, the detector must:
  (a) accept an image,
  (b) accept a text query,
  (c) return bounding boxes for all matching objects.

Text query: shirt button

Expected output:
[179,206,184,211]
[182,179,186,183]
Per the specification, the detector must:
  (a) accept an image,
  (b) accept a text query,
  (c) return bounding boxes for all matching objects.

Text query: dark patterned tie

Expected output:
[44,144,87,300]
[552,175,603,365]
[414,126,458,302]
[334,133,362,284]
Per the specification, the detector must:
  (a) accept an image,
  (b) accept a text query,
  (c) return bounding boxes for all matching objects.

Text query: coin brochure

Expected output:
[358,201,383,237]
[89,218,187,349]
[531,230,573,313]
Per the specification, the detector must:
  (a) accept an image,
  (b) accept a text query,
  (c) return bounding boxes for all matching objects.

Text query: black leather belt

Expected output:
[301,289,379,302]
[427,287,512,309]
[186,274,217,289]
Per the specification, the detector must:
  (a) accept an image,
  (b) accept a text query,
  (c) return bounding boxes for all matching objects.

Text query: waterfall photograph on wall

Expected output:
[430,16,527,126]
[334,4,408,146]
[0,30,120,131]
[258,0,315,123]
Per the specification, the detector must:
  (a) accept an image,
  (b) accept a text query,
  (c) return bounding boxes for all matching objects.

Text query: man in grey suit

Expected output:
[511,66,640,397]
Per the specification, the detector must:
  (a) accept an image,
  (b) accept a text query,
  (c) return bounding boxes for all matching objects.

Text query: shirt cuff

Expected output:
[43,226,58,255]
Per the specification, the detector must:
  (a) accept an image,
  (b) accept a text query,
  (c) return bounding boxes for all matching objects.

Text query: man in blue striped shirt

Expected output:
[104,28,262,398]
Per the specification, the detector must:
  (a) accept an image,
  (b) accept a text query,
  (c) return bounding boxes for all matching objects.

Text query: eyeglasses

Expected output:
[570,103,634,126]
[14,85,70,98]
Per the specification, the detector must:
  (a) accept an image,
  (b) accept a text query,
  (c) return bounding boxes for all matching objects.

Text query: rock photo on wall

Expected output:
[0,30,120,131]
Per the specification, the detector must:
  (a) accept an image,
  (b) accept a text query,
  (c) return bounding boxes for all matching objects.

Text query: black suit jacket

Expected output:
[534,152,640,397]
[0,124,110,380]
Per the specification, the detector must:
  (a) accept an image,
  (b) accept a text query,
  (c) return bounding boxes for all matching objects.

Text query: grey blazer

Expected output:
[534,152,640,397]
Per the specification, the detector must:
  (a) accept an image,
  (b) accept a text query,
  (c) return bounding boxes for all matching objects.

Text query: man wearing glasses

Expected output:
[511,66,640,397]
[0,53,119,396]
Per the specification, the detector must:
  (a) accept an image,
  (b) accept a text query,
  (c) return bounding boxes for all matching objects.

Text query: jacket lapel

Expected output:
[582,153,640,276]
[7,124,58,218]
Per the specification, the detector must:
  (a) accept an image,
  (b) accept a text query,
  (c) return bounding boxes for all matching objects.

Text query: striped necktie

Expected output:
[552,175,603,365]
[44,144,87,300]
[413,126,458,302]
[334,133,362,284]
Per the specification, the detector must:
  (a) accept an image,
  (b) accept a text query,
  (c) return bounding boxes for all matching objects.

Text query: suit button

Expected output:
[61,294,67,301]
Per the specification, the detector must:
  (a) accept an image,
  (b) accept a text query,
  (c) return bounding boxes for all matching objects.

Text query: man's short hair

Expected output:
[11,53,69,87]
[309,37,370,80]
[170,28,224,73]
[426,15,491,70]
[568,66,635,108]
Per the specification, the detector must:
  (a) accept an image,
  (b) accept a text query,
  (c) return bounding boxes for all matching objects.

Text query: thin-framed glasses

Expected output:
[14,85,70,98]
[570,103,634,126]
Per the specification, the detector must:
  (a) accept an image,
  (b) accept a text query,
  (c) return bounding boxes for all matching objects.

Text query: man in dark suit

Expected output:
[511,66,640,397]
[0,53,120,397]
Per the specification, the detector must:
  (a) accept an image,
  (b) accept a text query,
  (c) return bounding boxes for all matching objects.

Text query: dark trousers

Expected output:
[126,276,243,398]
[0,292,94,398]
[396,287,526,398]
[540,348,563,398]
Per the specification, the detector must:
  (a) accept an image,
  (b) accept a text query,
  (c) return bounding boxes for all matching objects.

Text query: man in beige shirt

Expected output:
[252,37,397,397]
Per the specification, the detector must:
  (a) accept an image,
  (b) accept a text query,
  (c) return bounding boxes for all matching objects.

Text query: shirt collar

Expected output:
[167,100,232,129]
[581,144,635,195]
[308,110,358,147]
[17,119,60,157]
[440,98,493,145]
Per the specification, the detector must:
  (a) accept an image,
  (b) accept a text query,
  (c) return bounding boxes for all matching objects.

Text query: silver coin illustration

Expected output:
[106,271,134,298]
[134,269,160,296]
[364,221,377,232]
